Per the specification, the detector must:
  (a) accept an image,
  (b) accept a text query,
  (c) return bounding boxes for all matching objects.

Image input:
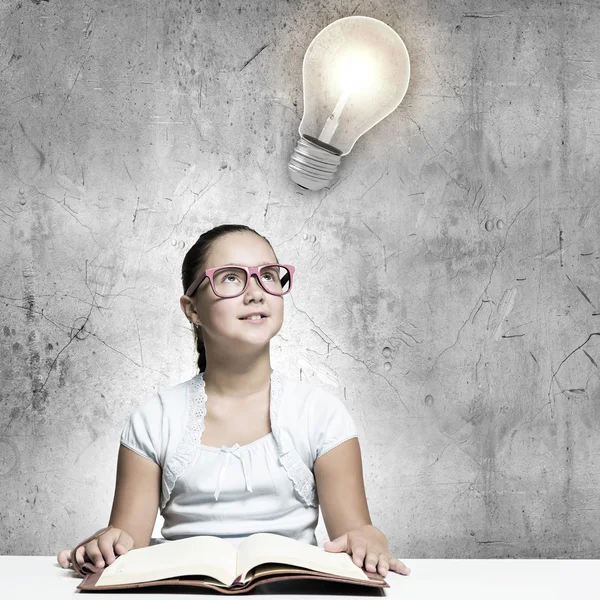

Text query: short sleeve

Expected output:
[120,392,163,465]
[309,387,359,462]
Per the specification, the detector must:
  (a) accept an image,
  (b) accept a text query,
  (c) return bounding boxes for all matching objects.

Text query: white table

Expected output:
[0,556,596,599]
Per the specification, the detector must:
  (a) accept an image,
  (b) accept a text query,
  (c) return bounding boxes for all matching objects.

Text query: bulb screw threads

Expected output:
[288,135,343,191]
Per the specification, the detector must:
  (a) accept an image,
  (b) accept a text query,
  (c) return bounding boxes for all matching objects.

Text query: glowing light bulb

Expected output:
[288,16,410,191]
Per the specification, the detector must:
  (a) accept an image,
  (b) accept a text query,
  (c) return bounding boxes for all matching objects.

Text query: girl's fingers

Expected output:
[97,535,117,566]
[57,549,72,568]
[364,550,380,572]
[377,555,390,576]
[76,545,88,566]
[351,544,367,568]
[389,557,411,574]
[83,540,104,568]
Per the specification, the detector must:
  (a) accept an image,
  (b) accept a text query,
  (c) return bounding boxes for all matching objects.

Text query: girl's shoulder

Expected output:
[158,375,196,406]
[124,376,197,427]
[277,371,351,424]
[277,371,358,469]
[279,370,344,404]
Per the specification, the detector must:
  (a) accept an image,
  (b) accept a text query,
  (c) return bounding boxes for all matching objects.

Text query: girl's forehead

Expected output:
[206,235,276,267]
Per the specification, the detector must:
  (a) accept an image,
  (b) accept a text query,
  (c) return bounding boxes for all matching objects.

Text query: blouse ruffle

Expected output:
[160,370,317,510]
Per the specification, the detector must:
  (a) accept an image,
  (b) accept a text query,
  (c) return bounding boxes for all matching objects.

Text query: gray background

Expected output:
[1,0,599,559]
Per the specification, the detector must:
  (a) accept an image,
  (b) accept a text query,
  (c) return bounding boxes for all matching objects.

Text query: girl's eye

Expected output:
[262,269,280,281]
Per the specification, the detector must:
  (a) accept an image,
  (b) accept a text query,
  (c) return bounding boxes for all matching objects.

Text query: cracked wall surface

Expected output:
[1,0,599,558]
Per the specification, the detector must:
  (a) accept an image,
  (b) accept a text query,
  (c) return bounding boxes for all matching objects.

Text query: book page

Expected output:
[95,536,238,588]
[237,564,333,586]
[236,533,369,582]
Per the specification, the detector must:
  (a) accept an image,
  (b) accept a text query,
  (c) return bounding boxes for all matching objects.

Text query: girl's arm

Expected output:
[108,445,161,549]
[58,444,162,572]
[313,437,372,539]
[314,438,411,577]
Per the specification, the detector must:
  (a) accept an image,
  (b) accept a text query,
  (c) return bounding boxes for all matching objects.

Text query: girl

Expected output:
[57,224,411,579]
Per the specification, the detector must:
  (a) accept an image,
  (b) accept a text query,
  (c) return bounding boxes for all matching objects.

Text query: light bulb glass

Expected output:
[288,16,410,190]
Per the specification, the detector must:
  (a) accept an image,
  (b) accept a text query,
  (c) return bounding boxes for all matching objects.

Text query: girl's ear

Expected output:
[180,296,200,324]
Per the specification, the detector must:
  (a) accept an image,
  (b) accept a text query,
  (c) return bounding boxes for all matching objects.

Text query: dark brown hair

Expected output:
[181,224,279,373]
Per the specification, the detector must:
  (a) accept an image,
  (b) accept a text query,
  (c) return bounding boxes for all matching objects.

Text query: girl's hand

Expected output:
[57,526,135,573]
[323,524,411,577]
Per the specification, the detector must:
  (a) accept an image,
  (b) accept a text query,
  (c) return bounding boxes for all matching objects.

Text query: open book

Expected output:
[76,532,389,594]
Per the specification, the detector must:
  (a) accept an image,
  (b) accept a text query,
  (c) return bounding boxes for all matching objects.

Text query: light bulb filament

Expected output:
[318,88,351,144]
[317,51,374,145]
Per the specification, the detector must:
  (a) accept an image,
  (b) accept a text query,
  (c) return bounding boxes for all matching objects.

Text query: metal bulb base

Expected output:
[288,135,343,191]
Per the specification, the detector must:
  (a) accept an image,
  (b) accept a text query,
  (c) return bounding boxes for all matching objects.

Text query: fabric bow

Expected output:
[214,443,253,501]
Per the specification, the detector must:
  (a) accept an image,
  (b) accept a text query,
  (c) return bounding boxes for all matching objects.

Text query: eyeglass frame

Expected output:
[185,264,295,299]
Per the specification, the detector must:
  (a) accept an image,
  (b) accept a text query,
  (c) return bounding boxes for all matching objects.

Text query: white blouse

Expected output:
[119,369,358,549]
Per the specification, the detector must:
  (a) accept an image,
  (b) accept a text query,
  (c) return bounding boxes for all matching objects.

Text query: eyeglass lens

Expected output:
[213,266,291,297]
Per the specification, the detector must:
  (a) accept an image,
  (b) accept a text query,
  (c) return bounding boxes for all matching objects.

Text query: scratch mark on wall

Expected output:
[407,116,435,153]
[310,328,331,356]
[263,191,271,219]
[493,288,517,340]
[582,349,598,369]
[56,173,85,196]
[240,43,270,72]
[425,440,453,469]
[471,299,486,325]
[173,164,198,196]
[548,332,600,404]
[559,229,564,267]
[475,353,482,385]
[463,13,506,18]
[131,302,145,368]
[122,160,137,190]
[0,206,16,221]
[351,2,363,15]
[19,122,46,171]
[56,47,91,119]
[361,219,381,240]
[471,182,483,209]
[358,169,387,202]
[565,274,598,311]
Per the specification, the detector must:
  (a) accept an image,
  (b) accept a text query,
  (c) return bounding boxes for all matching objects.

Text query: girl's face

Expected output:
[187,232,285,349]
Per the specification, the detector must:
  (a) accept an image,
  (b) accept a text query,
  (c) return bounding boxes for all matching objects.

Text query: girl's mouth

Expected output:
[240,316,268,323]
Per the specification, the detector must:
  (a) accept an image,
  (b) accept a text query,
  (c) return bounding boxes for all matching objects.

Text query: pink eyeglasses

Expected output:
[185,264,295,298]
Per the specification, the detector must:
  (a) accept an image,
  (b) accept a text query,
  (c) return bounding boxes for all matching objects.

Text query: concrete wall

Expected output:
[1,0,599,558]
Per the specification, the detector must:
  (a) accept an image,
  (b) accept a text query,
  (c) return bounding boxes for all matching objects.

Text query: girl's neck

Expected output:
[202,355,273,399]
